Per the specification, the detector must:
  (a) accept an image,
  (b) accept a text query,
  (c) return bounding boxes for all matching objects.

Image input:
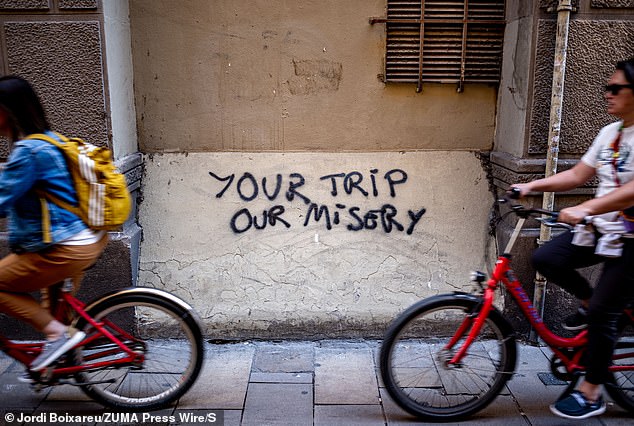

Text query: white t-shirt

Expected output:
[59,228,105,246]
[581,121,634,219]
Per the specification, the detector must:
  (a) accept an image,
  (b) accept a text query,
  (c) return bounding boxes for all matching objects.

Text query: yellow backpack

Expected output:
[27,132,132,241]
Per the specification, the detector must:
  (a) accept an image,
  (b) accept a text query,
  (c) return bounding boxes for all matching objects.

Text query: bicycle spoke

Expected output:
[73,293,203,410]
[380,297,516,421]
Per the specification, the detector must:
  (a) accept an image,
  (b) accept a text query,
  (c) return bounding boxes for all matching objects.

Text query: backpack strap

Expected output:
[25,132,61,144]
[35,189,82,218]
[24,133,82,243]
[25,132,67,151]
[40,198,52,244]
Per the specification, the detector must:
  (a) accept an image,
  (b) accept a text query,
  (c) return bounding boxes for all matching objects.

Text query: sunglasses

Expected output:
[605,83,634,95]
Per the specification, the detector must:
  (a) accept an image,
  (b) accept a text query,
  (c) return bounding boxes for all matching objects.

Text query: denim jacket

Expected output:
[0,131,87,252]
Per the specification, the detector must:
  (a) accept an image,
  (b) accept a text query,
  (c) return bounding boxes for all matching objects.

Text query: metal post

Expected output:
[529,0,573,343]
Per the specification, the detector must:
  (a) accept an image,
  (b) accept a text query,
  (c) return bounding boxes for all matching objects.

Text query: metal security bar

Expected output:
[370,0,505,92]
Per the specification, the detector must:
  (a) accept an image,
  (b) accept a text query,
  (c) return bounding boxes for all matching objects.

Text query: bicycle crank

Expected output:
[550,354,580,382]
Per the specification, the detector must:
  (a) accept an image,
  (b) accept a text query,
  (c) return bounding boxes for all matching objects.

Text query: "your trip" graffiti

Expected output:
[209,169,426,235]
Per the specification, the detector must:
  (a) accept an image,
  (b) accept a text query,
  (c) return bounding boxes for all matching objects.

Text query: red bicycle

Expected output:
[380,195,634,421]
[0,280,204,410]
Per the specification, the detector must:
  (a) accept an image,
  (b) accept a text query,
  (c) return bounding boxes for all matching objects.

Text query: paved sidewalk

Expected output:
[0,340,632,425]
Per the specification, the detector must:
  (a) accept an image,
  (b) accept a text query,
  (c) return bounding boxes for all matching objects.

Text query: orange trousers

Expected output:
[0,234,107,331]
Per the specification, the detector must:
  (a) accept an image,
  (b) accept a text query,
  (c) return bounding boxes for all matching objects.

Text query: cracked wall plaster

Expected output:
[138,151,492,338]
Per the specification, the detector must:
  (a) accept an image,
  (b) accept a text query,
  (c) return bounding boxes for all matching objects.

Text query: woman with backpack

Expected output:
[0,76,107,372]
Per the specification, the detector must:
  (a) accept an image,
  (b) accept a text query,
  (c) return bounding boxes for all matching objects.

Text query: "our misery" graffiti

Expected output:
[208,169,426,235]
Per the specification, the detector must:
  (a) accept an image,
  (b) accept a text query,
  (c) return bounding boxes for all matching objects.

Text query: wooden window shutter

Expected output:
[371,0,506,92]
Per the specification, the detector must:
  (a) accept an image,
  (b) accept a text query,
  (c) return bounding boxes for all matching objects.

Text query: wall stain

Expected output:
[288,59,343,95]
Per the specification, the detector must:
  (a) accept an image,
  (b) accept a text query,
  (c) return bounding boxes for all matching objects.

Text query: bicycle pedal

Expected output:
[31,379,56,392]
[39,366,55,380]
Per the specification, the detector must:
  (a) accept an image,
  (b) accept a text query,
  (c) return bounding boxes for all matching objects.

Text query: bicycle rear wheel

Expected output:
[380,293,517,422]
[73,288,204,410]
[605,314,634,412]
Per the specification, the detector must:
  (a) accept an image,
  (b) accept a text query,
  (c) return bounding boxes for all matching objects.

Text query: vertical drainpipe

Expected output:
[529,0,573,343]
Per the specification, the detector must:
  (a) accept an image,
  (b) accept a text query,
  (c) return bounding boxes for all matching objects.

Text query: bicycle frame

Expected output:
[447,213,634,376]
[0,289,144,378]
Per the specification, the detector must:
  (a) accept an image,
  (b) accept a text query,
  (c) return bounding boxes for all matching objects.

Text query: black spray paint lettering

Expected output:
[303,203,426,234]
[345,205,404,232]
[319,168,408,197]
[286,173,311,204]
[209,171,312,204]
[208,171,234,198]
[230,205,291,234]
[209,169,425,235]
[406,208,426,235]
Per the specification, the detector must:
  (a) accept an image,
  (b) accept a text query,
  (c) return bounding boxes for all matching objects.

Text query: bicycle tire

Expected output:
[72,288,204,410]
[380,293,517,422]
[605,317,634,412]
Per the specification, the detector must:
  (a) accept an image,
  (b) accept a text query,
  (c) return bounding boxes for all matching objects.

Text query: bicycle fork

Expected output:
[442,257,509,367]
[441,287,496,367]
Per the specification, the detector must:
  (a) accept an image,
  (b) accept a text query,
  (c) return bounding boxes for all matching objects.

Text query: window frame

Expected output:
[370,0,506,93]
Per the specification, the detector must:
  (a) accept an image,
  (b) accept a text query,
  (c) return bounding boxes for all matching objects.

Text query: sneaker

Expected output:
[550,390,606,419]
[563,307,588,331]
[29,330,85,372]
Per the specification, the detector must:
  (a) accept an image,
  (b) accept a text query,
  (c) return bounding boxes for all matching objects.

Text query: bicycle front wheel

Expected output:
[73,288,204,410]
[380,293,517,422]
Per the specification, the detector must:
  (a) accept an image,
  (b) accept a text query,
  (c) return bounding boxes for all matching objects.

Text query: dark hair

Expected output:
[0,75,50,141]
[616,57,634,85]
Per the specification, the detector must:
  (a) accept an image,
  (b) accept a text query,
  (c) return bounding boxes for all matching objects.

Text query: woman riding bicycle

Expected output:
[0,76,107,373]
[512,57,634,419]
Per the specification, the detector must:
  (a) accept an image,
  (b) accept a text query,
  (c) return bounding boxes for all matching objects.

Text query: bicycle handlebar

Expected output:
[500,188,574,230]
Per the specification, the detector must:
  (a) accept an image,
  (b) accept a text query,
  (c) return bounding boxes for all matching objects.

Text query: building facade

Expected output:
[0,0,632,338]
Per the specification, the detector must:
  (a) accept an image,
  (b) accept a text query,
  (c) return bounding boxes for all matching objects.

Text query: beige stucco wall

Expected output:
[130,1,499,336]
[129,0,497,153]
[138,151,492,338]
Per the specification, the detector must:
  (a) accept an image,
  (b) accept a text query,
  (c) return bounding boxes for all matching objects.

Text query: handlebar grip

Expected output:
[507,187,521,200]
[538,216,572,230]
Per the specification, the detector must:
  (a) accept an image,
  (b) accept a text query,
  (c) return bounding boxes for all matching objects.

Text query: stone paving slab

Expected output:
[315,344,380,405]
[0,356,12,375]
[250,372,312,384]
[179,342,255,409]
[381,388,528,426]
[242,382,312,426]
[252,341,314,373]
[314,404,385,426]
[44,380,92,402]
[601,410,634,425]
[0,360,50,409]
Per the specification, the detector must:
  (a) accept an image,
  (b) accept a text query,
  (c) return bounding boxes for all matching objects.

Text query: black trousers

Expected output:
[532,231,634,385]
